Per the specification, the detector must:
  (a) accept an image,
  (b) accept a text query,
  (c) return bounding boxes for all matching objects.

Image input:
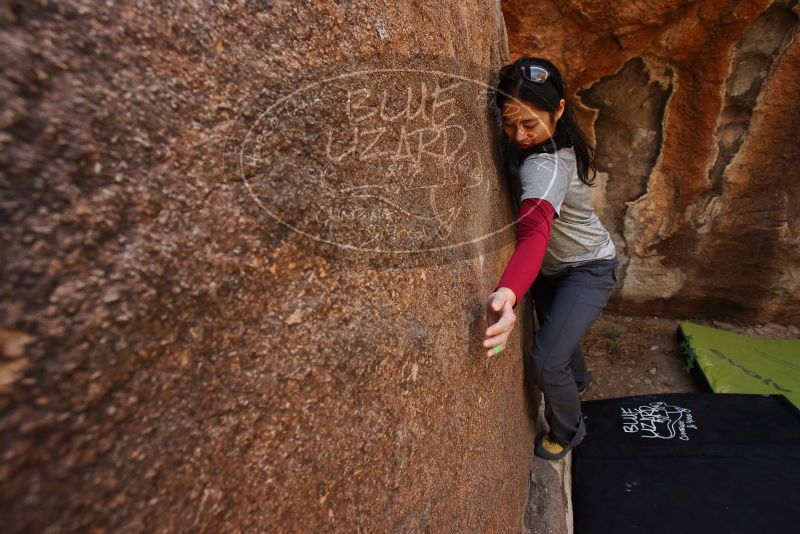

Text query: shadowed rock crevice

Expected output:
[703,3,797,198]
[577,57,672,259]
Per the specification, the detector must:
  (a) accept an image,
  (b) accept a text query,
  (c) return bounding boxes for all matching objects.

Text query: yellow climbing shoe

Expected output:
[578,379,596,398]
[535,434,571,460]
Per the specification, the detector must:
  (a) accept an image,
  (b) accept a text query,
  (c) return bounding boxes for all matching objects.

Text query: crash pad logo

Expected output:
[620,402,698,441]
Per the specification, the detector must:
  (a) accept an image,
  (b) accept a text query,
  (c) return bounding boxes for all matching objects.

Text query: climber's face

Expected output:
[501,97,565,150]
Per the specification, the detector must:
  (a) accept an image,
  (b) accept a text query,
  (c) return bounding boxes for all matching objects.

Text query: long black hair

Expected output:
[495,56,597,186]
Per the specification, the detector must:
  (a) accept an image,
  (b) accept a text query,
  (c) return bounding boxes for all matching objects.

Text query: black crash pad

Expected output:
[572,393,800,534]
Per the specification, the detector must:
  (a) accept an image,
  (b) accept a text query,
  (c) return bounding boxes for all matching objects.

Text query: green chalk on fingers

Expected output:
[491,345,504,355]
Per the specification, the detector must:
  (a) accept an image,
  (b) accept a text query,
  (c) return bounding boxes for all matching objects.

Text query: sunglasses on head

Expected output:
[499,63,550,84]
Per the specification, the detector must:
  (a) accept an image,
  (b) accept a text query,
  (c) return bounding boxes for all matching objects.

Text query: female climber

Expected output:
[482,57,619,461]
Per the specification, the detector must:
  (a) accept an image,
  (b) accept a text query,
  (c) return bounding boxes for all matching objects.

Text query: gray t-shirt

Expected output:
[518,147,616,275]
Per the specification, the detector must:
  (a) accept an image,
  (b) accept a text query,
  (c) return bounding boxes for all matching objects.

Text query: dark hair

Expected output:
[495,57,597,186]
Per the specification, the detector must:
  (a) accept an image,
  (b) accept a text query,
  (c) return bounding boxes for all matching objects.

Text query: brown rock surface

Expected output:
[503,0,800,325]
[0,1,538,531]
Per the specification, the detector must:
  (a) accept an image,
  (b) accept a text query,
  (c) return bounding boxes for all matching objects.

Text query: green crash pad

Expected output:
[677,321,800,408]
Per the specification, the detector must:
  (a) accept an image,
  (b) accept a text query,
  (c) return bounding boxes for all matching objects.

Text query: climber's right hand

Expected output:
[483,287,517,357]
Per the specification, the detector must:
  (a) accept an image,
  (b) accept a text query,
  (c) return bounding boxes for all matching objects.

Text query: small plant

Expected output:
[605,328,622,354]
[679,334,697,372]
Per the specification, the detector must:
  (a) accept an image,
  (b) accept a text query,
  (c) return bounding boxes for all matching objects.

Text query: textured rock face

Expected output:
[503,0,800,324]
[0,1,536,531]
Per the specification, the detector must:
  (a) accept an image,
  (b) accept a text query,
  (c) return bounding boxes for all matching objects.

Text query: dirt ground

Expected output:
[578,312,799,400]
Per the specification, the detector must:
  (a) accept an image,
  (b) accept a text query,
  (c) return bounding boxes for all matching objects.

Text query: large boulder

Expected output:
[0,1,536,531]
[503,0,800,324]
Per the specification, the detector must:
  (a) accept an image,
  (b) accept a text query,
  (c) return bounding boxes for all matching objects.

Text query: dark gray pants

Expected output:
[527,256,619,446]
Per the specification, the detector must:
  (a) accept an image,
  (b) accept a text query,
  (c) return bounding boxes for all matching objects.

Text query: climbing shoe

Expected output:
[578,378,596,398]
[534,434,571,461]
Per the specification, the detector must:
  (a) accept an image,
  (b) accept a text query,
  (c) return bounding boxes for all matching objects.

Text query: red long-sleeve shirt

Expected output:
[494,197,556,308]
